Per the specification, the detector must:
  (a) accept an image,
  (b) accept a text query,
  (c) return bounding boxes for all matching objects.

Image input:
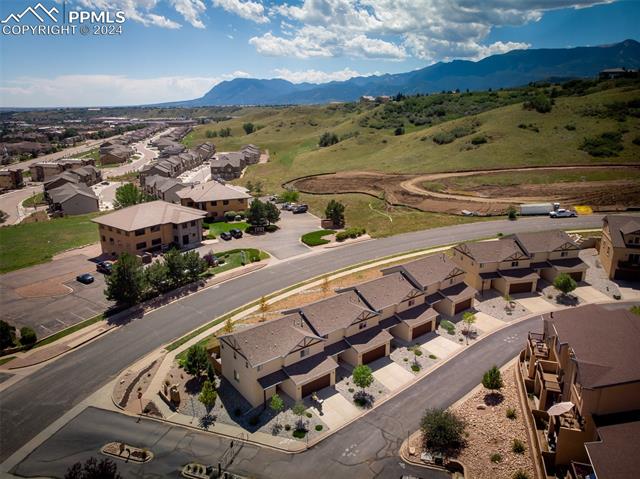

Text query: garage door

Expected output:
[301,374,331,398]
[362,345,386,364]
[454,298,473,315]
[569,272,584,282]
[509,282,532,294]
[411,322,432,339]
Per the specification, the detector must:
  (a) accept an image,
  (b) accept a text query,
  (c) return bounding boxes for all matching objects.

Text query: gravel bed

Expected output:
[436,313,474,345]
[475,290,529,322]
[334,364,389,407]
[537,279,585,308]
[580,249,621,298]
[390,340,439,373]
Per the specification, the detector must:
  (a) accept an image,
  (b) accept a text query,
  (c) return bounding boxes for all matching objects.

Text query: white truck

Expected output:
[519,202,560,216]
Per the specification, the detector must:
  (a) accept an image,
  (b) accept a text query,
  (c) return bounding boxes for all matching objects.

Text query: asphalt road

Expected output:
[0,184,43,225]
[0,215,603,463]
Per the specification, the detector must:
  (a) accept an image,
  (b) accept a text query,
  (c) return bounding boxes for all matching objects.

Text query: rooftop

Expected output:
[48,183,98,203]
[513,230,579,254]
[585,421,640,479]
[298,290,377,337]
[382,253,463,289]
[176,180,251,202]
[456,238,526,263]
[349,272,420,311]
[604,214,640,248]
[92,200,205,231]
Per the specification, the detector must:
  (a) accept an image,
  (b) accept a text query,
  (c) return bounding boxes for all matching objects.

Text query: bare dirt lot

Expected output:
[291,165,640,215]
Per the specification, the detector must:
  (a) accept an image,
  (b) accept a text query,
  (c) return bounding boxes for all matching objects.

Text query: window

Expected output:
[408,299,415,307]
[211,201,217,206]
[190,221,196,226]
[101,236,106,241]
[561,251,568,257]
[233,370,240,382]
[359,322,367,330]
[173,236,179,244]
[511,261,519,267]
[109,237,114,243]
[300,348,309,358]
[223,200,229,205]
[257,364,262,372]
[450,278,454,284]
[150,225,160,232]
[479,263,484,268]
[134,228,145,236]
[173,224,178,230]
[151,238,161,246]
[136,241,146,250]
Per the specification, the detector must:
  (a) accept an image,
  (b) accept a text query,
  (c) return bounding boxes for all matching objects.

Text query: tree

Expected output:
[145,261,170,295]
[105,253,146,305]
[259,296,269,318]
[264,201,280,225]
[321,276,331,296]
[198,379,217,415]
[462,312,476,344]
[183,344,209,378]
[269,393,285,425]
[247,198,277,227]
[205,129,217,138]
[420,408,466,456]
[163,248,185,287]
[243,122,255,134]
[19,326,37,346]
[113,183,147,209]
[222,317,234,334]
[219,127,232,137]
[292,401,307,431]
[0,320,16,350]
[553,273,577,297]
[507,205,518,220]
[253,180,263,196]
[325,199,345,227]
[182,250,207,282]
[65,457,122,479]
[318,132,339,147]
[280,190,299,203]
[352,364,373,392]
[482,365,503,391]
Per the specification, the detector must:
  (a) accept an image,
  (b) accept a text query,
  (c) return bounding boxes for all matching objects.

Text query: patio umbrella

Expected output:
[547,401,574,416]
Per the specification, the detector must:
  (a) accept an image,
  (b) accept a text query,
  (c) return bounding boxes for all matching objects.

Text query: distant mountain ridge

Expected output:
[168,39,640,107]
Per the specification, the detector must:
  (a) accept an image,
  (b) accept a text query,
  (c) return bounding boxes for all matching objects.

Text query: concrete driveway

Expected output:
[309,387,360,430]
[197,210,320,260]
[371,358,414,390]
[420,334,462,359]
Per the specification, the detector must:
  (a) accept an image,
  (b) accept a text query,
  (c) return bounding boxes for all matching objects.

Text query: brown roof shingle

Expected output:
[298,291,378,337]
[92,200,206,231]
[604,214,640,248]
[349,272,420,311]
[513,230,579,254]
[456,239,526,263]
[382,253,464,289]
[585,421,640,479]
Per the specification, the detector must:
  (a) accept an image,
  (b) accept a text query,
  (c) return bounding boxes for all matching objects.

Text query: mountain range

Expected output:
[169,39,640,107]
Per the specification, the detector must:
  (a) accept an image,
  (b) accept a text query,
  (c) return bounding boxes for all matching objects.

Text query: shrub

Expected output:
[565,123,576,131]
[413,349,423,356]
[420,408,466,454]
[507,205,518,221]
[506,407,517,419]
[631,305,640,316]
[315,424,323,431]
[429,354,437,360]
[513,471,530,479]
[523,94,552,113]
[580,131,623,157]
[0,320,16,350]
[319,132,339,147]
[306,412,312,418]
[336,227,366,242]
[440,320,455,335]
[284,424,291,431]
[482,366,503,391]
[301,229,335,246]
[633,136,640,146]
[224,211,237,222]
[553,272,577,296]
[19,326,37,346]
[292,429,307,439]
[471,135,487,145]
[411,364,420,372]
[490,453,502,463]
[394,126,405,136]
[512,438,526,454]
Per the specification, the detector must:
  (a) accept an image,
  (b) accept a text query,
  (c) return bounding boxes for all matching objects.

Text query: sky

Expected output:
[0,0,638,107]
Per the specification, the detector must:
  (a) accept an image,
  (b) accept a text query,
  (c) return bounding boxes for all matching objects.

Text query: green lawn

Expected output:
[204,220,249,238]
[21,192,46,208]
[0,356,15,366]
[0,212,101,273]
[301,229,335,246]
[208,248,269,275]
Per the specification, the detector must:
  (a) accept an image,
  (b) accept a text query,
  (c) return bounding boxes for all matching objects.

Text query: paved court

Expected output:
[372,360,414,390]
[516,296,555,314]
[420,335,462,359]
[573,285,612,303]
[473,311,507,333]
[308,388,360,430]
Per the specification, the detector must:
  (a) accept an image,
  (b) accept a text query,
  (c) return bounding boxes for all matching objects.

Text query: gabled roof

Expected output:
[455,239,528,263]
[176,180,251,202]
[92,200,205,231]
[604,214,640,248]
[382,253,464,290]
[585,421,640,479]
[48,183,98,204]
[546,305,640,389]
[296,290,378,337]
[347,272,422,311]
[512,230,580,255]
[219,313,324,367]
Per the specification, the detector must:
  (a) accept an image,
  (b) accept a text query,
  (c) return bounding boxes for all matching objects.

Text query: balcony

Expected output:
[528,332,550,360]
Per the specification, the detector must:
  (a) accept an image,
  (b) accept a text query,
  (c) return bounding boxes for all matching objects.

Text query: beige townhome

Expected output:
[511,230,588,282]
[92,200,206,257]
[452,238,539,295]
[519,305,640,476]
[599,214,640,280]
[177,180,251,219]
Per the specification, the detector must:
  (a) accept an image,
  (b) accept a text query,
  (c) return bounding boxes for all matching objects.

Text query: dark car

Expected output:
[220,231,233,241]
[230,228,243,239]
[292,204,308,214]
[96,261,113,274]
[76,273,95,284]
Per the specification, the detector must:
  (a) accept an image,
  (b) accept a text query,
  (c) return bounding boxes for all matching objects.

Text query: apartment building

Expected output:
[219,253,476,407]
[143,175,186,203]
[0,169,24,191]
[176,180,251,219]
[100,144,134,165]
[519,305,640,476]
[92,200,206,257]
[43,165,102,191]
[29,158,95,182]
[599,214,640,280]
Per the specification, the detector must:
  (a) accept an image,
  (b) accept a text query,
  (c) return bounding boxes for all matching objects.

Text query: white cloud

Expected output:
[75,0,182,28]
[170,0,206,28]
[212,0,269,24]
[0,74,251,108]
[273,67,371,83]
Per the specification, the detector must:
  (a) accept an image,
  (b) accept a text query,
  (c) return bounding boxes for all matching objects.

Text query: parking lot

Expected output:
[0,245,112,338]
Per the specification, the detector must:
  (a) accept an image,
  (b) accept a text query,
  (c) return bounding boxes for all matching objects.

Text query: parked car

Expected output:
[76,273,95,284]
[230,229,243,239]
[96,261,113,274]
[292,204,308,214]
[100,181,109,186]
[219,231,233,241]
[549,208,577,218]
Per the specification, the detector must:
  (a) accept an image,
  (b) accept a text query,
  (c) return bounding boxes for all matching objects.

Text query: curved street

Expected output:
[0,215,603,465]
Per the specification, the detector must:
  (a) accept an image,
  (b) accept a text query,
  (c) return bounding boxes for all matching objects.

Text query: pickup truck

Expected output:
[549,208,577,218]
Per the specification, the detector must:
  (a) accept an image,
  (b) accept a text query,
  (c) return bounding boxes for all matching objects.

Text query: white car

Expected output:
[549,208,577,218]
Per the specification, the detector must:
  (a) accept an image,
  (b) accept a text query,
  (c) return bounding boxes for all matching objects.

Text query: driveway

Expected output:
[0,245,112,337]
[198,210,320,260]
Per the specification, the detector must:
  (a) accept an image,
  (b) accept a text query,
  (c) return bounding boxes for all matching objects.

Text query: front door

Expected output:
[182,234,189,245]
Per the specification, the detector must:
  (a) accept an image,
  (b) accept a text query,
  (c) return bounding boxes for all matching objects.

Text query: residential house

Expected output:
[92,200,206,257]
[176,180,251,219]
[143,175,186,203]
[599,215,640,280]
[210,152,246,180]
[598,67,639,80]
[452,238,539,295]
[100,144,134,165]
[0,169,24,190]
[241,144,260,164]
[195,142,216,161]
[577,421,640,479]
[29,158,95,182]
[43,165,102,191]
[511,230,588,282]
[47,183,99,216]
[519,305,640,475]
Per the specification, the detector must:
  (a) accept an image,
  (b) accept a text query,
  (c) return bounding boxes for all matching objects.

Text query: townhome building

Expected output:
[0,169,24,191]
[100,144,134,165]
[29,158,95,182]
[143,175,186,203]
[92,200,206,257]
[210,152,246,180]
[241,144,260,164]
[176,180,251,219]
[519,305,640,477]
[43,165,102,191]
[599,214,640,280]
[47,183,99,216]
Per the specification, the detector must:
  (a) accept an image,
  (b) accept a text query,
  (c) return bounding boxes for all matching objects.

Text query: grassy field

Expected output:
[301,229,335,246]
[204,220,249,239]
[209,248,269,274]
[0,213,100,273]
[21,192,46,208]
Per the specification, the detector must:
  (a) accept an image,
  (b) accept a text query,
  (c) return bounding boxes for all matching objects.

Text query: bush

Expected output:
[292,429,307,439]
[580,131,623,157]
[482,366,503,391]
[440,320,455,335]
[319,132,339,147]
[315,424,323,431]
[394,126,405,136]
[553,272,577,296]
[513,471,530,479]
[420,408,466,454]
[506,407,517,419]
[490,453,502,463]
[284,424,291,431]
[429,354,437,359]
[411,364,420,372]
[224,211,237,222]
[512,438,526,454]
[19,326,37,346]
[565,123,576,131]
[471,135,487,145]
[306,412,312,418]
[336,227,366,242]
[523,94,552,113]
[507,205,518,221]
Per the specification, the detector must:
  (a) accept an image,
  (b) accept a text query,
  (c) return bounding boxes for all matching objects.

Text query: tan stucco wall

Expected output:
[180,198,249,220]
